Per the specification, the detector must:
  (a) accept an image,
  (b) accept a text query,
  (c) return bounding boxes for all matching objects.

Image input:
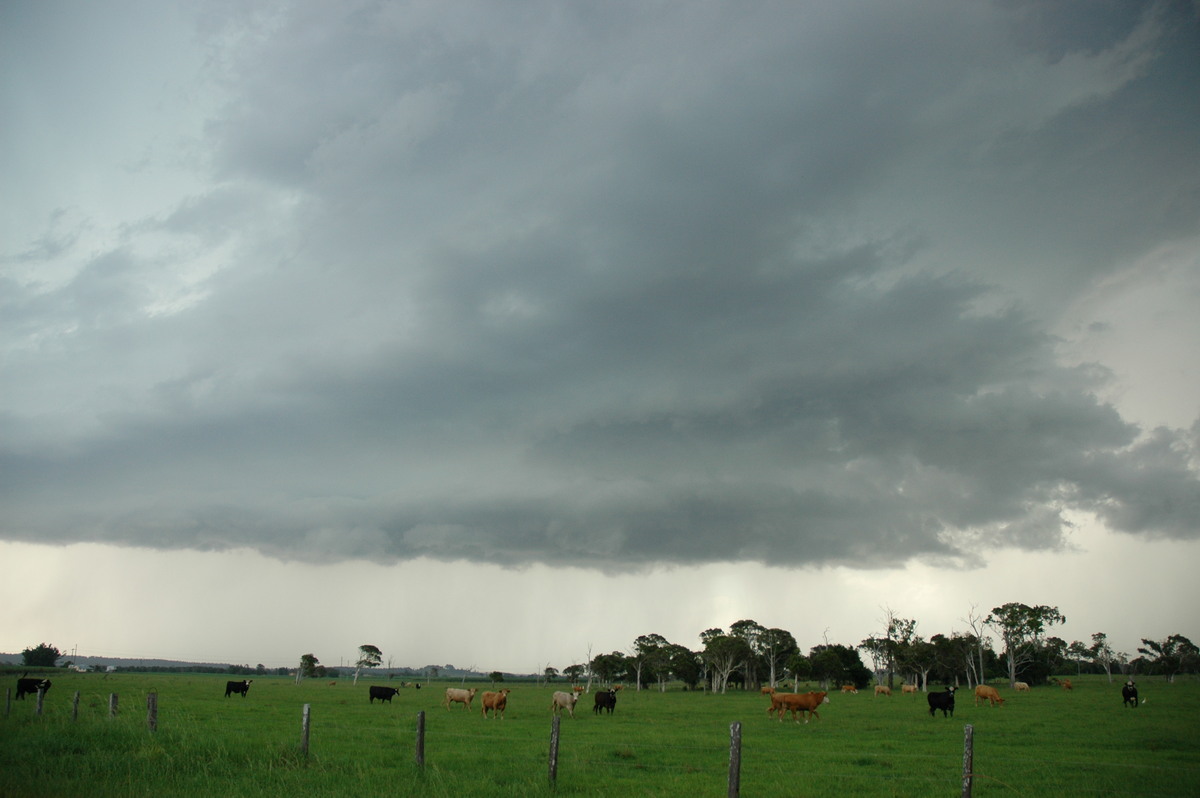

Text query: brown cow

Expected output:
[761,686,776,694]
[901,684,918,694]
[443,687,477,710]
[840,684,858,694]
[770,691,830,723]
[974,684,1005,707]
[481,689,510,719]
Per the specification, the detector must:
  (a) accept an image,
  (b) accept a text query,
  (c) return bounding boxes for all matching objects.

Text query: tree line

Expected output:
[16,602,1197,689]
[543,603,1199,693]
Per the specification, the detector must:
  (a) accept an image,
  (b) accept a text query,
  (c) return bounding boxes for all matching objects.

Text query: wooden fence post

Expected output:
[146,692,158,732]
[961,724,974,798]
[415,711,426,768]
[300,704,311,757]
[548,714,561,787]
[36,688,46,717]
[728,721,743,798]
[109,693,118,718]
[5,687,11,717]
[73,691,81,722]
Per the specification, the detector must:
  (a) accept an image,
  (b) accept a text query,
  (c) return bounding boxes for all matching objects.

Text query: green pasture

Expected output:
[2,673,1198,796]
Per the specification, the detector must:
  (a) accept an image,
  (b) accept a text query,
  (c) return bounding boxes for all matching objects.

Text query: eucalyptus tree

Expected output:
[1088,633,1119,683]
[760,628,798,689]
[701,628,750,694]
[354,644,382,685]
[987,602,1066,688]
[1138,634,1200,682]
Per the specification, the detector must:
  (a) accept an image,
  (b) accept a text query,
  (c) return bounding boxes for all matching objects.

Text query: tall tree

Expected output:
[1138,635,1200,682]
[729,619,767,689]
[298,653,320,683]
[987,602,1066,687]
[543,666,559,683]
[21,643,61,667]
[354,644,382,685]
[760,628,798,689]
[664,643,703,690]
[632,634,669,691]
[1088,633,1119,684]
[701,629,749,694]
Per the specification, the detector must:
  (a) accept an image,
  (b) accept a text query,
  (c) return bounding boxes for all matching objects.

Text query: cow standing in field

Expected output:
[901,684,918,695]
[974,684,1005,707]
[369,686,400,703]
[928,686,956,717]
[1013,681,1030,692]
[1122,680,1139,708]
[224,679,252,698]
[770,691,829,723]
[443,687,477,711]
[593,689,617,715]
[874,685,891,697]
[15,677,51,700]
[550,691,579,718]
[482,689,510,719]
[841,684,858,694]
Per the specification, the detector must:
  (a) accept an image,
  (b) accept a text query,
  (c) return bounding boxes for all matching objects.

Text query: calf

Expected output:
[550,690,579,718]
[974,684,1005,707]
[874,685,891,697]
[224,679,252,698]
[771,691,829,723]
[482,689,511,719]
[369,685,401,703]
[15,677,51,700]
[443,687,477,711]
[1013,682,1030,692]
[1122,680,1139,708]
[593,689,618,715]
[927,686,956,718]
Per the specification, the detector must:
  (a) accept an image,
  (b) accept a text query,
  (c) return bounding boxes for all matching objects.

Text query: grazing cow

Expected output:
[443,687,477,711]
[550,690,579,718]
[369,685,401,703]
[840,684,858,694]
[482,689,511,719]
[572,685,585,693]
[593,689,618,715]
[224,679,252,698]
[974,684,1005,707]
[761,685,775,694]
[770,691,829,723]
[901,684,918,695]
[613,684,624,691]
[1122,680,1139,708]
[1013,682,1030,692]
[928,686,956,718]
[1051,677,1074,691]
[15,678,51,700]
[874,685,891,697]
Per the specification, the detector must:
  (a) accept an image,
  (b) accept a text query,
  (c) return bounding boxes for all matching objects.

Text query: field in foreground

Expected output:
[2,673,1198,797]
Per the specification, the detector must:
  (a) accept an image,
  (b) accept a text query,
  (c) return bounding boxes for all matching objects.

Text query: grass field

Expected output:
[2,673,1198,796]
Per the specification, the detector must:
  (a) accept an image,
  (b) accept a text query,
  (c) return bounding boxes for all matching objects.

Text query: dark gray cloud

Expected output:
[2,0,1198,572]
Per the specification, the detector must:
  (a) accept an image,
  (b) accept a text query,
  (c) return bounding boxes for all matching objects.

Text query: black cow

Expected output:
[1122,680,1139,708]
[927,686,956,717]
[16,677,51,700]
[593,689,617,715]
[369,685,401,703]
[224,679,252,698]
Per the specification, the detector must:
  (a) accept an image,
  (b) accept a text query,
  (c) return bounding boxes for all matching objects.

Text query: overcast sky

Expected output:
[2,0,1198,674]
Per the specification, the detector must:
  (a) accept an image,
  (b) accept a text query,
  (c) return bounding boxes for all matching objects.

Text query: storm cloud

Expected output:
[3,0,1199,573]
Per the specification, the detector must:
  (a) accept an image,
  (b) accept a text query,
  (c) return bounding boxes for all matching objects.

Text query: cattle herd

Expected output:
[10,674,1145,722]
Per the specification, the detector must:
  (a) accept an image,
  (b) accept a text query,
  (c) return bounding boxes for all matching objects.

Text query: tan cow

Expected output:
[443,687,477,711]
[770,691,830,723]
[550,690,579,718]
[974,684,1005,707]
[901,684,918,694]
[1013,682,1030,692]
[874,685,891,697]
[481,689,510,719]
